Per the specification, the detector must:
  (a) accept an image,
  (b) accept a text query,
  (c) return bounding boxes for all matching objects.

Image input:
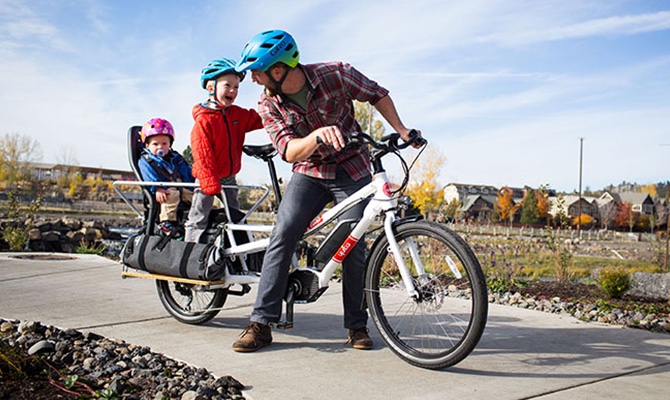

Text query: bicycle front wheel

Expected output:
[365,220,488,370]
[156,280,228,325]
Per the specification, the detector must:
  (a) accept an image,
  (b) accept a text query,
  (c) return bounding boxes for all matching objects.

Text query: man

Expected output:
[232,29,421,352]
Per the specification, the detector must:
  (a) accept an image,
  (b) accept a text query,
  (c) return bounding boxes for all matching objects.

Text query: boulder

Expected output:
[629,272,670,301]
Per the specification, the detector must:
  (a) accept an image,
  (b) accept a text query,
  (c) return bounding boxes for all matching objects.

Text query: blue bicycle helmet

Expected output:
[235,30,300,73]
[200,58,246,89]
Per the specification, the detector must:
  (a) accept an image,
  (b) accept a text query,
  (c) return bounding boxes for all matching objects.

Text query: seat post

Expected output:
[266,158,282,204]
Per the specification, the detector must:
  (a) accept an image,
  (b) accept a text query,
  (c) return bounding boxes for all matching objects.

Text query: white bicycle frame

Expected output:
[112,164,423,299]
[220,169,422,299]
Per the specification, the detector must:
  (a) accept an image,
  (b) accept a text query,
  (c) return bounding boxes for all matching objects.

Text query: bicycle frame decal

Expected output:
[331,235,359,264]
[307,215,323,230]
[382,182,392,197]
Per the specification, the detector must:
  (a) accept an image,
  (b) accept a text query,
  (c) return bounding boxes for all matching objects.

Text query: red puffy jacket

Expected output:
[190,103,263,195]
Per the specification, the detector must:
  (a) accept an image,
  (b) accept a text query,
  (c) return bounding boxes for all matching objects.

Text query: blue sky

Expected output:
[1,0,669,193]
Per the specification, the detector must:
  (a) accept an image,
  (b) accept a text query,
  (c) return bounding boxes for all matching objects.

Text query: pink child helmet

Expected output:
[140,118,175,144]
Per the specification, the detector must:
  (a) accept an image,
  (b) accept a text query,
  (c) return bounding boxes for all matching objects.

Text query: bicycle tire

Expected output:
[156,280,228,325]
[365,220,488,369]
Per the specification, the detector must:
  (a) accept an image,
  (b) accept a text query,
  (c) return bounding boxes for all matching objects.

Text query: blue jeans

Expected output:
[251,166,371,329]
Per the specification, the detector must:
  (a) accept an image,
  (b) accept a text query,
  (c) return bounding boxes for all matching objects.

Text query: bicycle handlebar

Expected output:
[350,129,426,152]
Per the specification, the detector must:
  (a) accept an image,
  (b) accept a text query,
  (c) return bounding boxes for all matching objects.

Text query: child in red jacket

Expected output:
[184,58,263,243]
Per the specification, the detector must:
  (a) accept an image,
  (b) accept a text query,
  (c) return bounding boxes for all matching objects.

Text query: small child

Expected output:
[184,57,263,243]
[137,117,195,234]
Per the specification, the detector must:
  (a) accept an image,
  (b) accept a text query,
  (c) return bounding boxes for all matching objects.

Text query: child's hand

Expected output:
[155,188,168,203]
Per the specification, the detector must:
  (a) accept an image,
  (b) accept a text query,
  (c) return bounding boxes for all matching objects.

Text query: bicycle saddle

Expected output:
[242,144,277,161]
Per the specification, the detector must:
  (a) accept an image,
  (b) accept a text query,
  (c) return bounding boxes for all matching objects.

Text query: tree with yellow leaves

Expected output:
[495,186,519,226]
[405,146,445,217]
[641,183,657,198]
[354,101,385,140]
[536,184,551,224]
[0,132,42,185]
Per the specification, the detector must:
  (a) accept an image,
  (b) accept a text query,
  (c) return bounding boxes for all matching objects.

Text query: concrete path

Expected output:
[1,253,669,400]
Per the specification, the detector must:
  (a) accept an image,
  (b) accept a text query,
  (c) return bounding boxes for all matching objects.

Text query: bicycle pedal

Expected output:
[227,284,252,297]
[273,321,294,330]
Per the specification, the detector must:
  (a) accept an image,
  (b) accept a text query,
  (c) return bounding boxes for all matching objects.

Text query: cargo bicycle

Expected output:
[113,128,488,369]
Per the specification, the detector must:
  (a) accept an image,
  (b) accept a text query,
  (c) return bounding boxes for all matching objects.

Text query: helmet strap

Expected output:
[201,100,222,110]
[203,78,223,109]
[210,78,218,99]
[265,67,290,98]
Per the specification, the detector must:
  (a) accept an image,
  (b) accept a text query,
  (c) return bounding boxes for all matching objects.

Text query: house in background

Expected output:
[29,162,135,182]
[460,194,498,222]
[443,183,498,204]
[548,195,598,220]
[600,191,655,215]
[443,183,499,222]
[507,187,527,202]
[654,198,669,229]
[441,183,662,228]
[596,195,618,229]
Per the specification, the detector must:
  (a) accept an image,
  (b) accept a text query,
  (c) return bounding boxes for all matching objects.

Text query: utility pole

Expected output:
[661,144,669,271]
[578,138,584,236]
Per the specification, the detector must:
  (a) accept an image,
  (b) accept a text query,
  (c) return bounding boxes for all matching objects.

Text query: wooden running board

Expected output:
[121,270,226,285]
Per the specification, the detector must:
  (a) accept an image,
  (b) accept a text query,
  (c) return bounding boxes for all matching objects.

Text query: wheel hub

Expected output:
[413,274,445,312]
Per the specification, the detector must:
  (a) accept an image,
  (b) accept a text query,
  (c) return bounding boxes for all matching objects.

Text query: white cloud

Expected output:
[473,10,670,46]
[1,0,669,193]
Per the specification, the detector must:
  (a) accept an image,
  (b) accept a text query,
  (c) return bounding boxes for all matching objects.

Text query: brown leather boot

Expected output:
[232,322,272,352]
[347,327,373,350]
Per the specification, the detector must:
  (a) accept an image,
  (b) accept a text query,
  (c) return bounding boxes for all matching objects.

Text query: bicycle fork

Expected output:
[383,212,421,299]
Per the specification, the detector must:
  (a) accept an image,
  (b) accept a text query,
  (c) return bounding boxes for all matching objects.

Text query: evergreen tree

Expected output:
[520,188,540,225]
[182,145,193,165]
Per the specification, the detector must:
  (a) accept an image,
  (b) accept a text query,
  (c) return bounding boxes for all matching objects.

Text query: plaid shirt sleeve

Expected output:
[258,62,389,180]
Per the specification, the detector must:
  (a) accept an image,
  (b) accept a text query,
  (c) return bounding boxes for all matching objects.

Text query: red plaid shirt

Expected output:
[257,62,389,181]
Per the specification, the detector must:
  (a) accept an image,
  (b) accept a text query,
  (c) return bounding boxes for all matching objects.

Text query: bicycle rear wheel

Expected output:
[365,220,488,369]
[156,280,228,325]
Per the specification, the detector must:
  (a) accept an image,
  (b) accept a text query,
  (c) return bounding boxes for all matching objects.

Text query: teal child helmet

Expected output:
[200,58,246,89]
[235,30,300,73]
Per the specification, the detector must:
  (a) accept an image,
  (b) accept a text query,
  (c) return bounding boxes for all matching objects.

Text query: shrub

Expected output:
[0,193,41,251]
[75,240,106,255]
[597,269,631,299]
[0,224,28,251]
[572,214,594,227]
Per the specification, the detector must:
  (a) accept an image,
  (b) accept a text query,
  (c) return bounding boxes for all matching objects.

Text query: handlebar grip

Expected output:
[393,129,426,149]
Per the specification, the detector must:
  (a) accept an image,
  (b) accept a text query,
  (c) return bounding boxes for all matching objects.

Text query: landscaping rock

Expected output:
[629,272,670,301]
[0,318,246,399]
[1,216,142,256]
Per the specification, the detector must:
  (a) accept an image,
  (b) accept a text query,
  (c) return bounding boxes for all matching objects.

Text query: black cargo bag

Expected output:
[121,234,226,281]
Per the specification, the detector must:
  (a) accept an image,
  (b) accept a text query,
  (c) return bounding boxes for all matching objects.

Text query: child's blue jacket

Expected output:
[138,149,194,193]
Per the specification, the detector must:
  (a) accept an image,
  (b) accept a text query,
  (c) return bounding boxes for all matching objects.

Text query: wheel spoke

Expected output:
[366,221,487,369]
[156,281,228,325]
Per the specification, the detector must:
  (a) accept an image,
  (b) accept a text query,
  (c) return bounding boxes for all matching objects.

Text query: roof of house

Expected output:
[561,194,598,205]
[445,183,498,191]
[460,194,497,211]
[617,192,653,205]
[29,162,133,176]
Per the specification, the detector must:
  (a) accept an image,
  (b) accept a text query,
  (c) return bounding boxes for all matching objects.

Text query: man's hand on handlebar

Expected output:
[314,126,346,151]
[399,128,425,149]
[314,126,426,151]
